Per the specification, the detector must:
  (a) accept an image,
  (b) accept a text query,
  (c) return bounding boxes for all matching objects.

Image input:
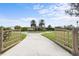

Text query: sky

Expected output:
[0,3,78,27]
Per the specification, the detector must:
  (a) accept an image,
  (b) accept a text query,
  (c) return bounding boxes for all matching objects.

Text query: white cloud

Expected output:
[46,15,79,27]
[0,17,46,27]
[0,18,31,27]
[21,17,37,22]
[53,3,70,11]
[33,3,71,18]
[38,9,50,14]
[32,3,79,27]
[33,4,44,10]
[20,17,42,26]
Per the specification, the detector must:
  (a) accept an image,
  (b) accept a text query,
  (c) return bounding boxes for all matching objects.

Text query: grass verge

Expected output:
[42,31,56,41]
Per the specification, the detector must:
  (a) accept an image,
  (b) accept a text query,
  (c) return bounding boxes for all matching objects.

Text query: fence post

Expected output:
[0,28,3,53]
[72,28,79,55]
[64,30,66,46]
[55,30,58,42]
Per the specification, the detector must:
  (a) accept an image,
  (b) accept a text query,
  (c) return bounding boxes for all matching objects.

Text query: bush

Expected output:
[21,27,27,31]
[46,25,54,31]
[46,28,54,31]
[4,27,12,30]
[14,25,21,29]
[38,27,46,31]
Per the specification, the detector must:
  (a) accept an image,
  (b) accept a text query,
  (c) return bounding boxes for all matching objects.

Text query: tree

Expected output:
[21,27,27,31]
[47,25,52,30]
[4,27,11,30]
[64,25,74,30]
[65,3,79,27]
[31,20,36,30]
[0,26,11,30]
[39,19,45,30]
[65,3,79,16]
[46,25,54,31]
[14,25,21,29]
[0,26,4,30]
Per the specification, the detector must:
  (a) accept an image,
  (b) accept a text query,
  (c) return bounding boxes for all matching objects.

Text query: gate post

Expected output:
[72,28,79,55]
[0,28,3,53]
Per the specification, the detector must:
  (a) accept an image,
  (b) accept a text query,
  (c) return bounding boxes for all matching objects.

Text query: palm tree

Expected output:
[31,20,36,30]
[39,19,45,30]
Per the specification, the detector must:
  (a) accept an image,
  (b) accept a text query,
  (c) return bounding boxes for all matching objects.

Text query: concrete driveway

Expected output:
[1,32,72,56]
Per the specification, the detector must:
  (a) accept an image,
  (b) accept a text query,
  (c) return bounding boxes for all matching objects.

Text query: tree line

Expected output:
[0,21,75,31]
[14,19,54,31]
[30,19,54,31]
[0,19,54,31]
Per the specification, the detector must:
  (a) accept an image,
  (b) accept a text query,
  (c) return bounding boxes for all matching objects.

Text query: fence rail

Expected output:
[0,29,21,53]
[55,30,73,53]
[55,28,79,55]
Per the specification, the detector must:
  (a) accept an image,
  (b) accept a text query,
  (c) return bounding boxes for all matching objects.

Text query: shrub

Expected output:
[21,27,27,31]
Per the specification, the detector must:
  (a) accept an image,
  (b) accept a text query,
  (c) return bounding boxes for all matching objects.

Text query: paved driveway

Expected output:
[1,32,72,56]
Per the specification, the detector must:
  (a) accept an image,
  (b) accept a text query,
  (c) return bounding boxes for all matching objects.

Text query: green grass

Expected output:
[3,32,26,48]
[42,31,56,40]
[42,31,73,48]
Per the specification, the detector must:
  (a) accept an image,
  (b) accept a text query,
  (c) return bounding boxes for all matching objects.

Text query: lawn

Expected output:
[3,32,26,48]
[42,31,56,40]
[42,31,73,48]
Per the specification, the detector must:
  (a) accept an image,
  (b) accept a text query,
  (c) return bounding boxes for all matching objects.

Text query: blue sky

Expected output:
[0,3,78,27]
